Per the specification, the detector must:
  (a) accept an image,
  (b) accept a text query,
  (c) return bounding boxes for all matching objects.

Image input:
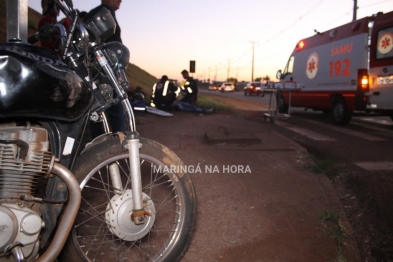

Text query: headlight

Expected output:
[103,42,130,69]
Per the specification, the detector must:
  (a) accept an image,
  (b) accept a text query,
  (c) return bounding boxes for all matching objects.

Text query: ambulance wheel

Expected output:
[277,94,288,113]
[331,97,352,125]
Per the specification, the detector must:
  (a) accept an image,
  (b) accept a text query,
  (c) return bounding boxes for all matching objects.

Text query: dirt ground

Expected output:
[227,99,393,262]
[136,103,363,261]
[136,94,392,261]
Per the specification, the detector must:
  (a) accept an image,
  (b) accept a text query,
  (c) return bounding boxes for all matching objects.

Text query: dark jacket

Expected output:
[181,77,198,105]
[153,80,178,109]
[153,80,177,99]
[84,4,122,43]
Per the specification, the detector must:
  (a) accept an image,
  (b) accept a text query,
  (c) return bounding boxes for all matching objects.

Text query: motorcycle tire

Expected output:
[59,136,196,262]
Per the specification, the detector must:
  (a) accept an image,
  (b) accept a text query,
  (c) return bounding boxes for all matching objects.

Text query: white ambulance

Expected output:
[276,11,393,125]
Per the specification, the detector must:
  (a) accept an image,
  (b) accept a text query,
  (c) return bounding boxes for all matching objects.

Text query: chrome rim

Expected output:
[74,154,185,261]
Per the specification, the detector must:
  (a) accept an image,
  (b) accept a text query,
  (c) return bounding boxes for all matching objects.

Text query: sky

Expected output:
[28,0,393,82]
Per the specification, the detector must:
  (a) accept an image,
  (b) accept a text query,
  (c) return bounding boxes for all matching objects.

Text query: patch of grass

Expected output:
[197,93,233,112]
[328,246,347,262]
[319,211,348,262]
[319,210,347,244]
[304,156,338,176]
[28,18,37,30]
[319,210,340,223]
[125,63,157,96]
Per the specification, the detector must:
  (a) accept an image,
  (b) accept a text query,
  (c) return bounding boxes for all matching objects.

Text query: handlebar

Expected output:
[27,23,67,50]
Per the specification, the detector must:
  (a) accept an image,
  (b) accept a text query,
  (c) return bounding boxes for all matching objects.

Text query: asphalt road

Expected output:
[201,89,393,128]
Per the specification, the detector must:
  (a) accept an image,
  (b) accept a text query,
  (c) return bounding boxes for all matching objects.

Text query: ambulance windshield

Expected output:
[283,56,295,75]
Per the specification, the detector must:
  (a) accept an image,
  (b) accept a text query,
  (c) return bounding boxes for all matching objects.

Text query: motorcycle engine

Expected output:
[0,123,51,261]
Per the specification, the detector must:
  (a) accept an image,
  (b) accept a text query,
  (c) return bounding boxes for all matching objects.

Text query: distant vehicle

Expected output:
[276,11,393,125]
[208,82,220,91]
[220,82,235,92]
[244,82,263,96]
[268,81,282,89]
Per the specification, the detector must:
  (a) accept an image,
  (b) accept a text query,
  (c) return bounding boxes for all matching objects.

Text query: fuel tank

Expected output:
[0,42,93,121]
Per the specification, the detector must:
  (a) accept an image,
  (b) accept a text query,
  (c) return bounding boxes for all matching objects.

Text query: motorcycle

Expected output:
[0,0,196,261]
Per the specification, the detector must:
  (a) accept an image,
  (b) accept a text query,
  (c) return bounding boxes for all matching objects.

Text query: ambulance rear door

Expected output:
[369,11,393,112]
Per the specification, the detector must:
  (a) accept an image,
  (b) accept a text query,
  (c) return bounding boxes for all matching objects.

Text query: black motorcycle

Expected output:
[0,0,196,261]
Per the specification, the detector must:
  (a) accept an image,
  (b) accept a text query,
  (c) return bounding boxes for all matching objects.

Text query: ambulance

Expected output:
[276,11,393,125]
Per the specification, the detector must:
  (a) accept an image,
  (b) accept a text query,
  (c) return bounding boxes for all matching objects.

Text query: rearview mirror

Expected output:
[276,70,282,80]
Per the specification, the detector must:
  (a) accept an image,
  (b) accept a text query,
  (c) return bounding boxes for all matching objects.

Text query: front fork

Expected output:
[94,49,145,225]
[122,99,145,225]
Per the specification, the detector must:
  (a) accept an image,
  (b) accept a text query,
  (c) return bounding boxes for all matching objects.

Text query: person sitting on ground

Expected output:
[171,69,215,116]
[151,75,179,110]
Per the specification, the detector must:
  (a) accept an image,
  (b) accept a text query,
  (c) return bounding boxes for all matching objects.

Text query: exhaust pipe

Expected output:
[37,163,81,262]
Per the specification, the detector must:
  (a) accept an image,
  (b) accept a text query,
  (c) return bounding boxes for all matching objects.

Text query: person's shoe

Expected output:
[205,107,215,114]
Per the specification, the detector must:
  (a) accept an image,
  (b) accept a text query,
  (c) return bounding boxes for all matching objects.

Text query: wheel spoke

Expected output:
[69,144,193,262]
[75,198,110,227]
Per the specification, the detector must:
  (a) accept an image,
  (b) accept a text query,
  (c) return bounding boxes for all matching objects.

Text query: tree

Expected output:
[262,75,270,81]
[227,77,238,90]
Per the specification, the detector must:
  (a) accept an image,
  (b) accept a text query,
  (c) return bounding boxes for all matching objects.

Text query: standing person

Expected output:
[85,0,126,138]
[151,75,179,110]
[84,0,122,43]
[172,70,215,116]
[179,70,198,105]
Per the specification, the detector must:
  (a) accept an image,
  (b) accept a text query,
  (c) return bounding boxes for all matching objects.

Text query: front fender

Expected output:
[81,131,133,155]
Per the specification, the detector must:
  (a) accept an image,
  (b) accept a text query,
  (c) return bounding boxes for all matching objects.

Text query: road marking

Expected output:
[304,120,387,141]
[353,161,393,171]
[274,121,336,141]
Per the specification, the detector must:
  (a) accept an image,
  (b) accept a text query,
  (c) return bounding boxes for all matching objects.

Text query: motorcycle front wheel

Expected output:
[59,136,196,262]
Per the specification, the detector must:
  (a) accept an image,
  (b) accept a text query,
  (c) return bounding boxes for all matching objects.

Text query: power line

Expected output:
[206,0,389,80]
[208,0,325,77]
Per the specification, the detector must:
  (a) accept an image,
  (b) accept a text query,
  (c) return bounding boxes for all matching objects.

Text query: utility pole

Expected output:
[353,0,357,21]
[215,66,217,81]
[227,59,230,81]
[250,41,257,82]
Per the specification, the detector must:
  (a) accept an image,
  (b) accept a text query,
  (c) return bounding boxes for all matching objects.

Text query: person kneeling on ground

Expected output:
[171,69,214,116]
[151,75,178,110]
